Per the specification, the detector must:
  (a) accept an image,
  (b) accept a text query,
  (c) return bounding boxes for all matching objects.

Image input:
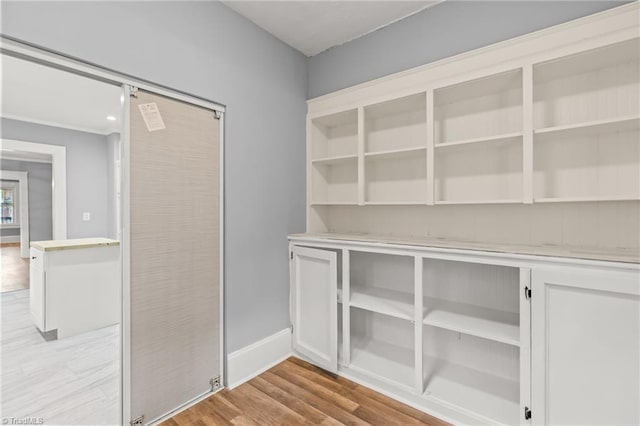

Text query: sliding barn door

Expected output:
[129,89,221,424]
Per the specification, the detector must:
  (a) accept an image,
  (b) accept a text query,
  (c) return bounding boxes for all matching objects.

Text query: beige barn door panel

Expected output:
[129,89,221,424]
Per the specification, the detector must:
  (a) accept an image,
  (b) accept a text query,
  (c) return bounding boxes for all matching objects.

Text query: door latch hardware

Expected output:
[524,286,532,300]
[524,406,532,420]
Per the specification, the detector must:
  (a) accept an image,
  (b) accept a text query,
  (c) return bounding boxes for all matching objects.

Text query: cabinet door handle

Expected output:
[31,256,36,260]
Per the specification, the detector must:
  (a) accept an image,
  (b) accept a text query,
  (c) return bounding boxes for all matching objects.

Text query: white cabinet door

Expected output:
[531,268,640,426]
[291,245,338,373]
[29,248,45,331]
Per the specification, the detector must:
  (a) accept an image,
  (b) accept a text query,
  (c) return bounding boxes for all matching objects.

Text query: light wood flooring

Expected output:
[163,357,450,426]
[0,289,119,425]
[1,243,29,292]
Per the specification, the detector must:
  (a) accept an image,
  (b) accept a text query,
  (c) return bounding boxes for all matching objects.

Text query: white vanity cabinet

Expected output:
[289,236,639,425]
[29,238,121,339]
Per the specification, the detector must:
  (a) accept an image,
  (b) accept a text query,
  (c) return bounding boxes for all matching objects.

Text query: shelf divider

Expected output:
[357,106,365,206]
[522,63,533,204]
[426,89,435,205]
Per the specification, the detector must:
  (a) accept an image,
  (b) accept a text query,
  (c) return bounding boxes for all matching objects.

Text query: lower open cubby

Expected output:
[422,326,520,425]
[349,308,415,392]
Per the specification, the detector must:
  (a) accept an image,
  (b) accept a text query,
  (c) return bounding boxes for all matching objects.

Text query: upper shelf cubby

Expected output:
[310,109,358,161]
[434,69,523,146]
[364,93,427,154]
[533,38,639,131]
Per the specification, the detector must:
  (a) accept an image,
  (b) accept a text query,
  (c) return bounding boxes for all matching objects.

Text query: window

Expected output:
[1,182,19,226]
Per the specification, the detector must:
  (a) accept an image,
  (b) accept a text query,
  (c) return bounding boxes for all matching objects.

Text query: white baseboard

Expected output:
[0,235,20,243]
[226,328,292,389]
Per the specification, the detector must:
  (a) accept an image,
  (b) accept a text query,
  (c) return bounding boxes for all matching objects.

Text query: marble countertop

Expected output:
[289,232,640,264]
[31,238,120,252]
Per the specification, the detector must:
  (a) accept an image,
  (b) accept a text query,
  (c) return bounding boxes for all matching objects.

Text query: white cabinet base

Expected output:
[29,240,121,339]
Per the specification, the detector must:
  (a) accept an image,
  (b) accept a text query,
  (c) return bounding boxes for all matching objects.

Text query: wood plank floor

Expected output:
[163,357,450,426]
[1,243,29,292]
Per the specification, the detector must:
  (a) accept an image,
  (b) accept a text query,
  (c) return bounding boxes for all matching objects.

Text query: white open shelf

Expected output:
[365,153,427,204]
[365,146,426,159]
[534,195,640,203]
[533,39,639,135]
[350,286,414,321]
[311,154,359,166]
[435,69,522,145]
[435,132,522,149]
[435,199,522,205]
[534,115,640,140]
[435,136,523,204]
[423,297,520,347]
[350,335,415,392]
[365,92,427,153]
[311,156,358,205]
[310,109,358,160]
[422,354,520,426]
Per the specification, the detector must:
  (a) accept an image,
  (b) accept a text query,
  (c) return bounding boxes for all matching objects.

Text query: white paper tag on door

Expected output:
[138,103,166,132]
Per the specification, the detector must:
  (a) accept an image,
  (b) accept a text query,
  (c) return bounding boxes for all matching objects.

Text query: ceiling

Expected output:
[224,1,442,57]
[1,54,122,135]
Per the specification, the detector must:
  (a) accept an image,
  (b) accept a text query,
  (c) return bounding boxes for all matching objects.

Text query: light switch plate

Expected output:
[83,212,91,221]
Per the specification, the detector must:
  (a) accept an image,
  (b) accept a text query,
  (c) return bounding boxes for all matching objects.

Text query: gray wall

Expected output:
[308,1,629,98]
[0,1,307,352]
[0,161,53,241]
[1,118,111,239]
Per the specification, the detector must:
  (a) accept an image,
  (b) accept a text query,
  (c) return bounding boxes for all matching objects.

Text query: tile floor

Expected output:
[0,289,120,425]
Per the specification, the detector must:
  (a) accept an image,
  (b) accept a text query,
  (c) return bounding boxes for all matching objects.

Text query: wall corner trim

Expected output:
[226,328,292,389]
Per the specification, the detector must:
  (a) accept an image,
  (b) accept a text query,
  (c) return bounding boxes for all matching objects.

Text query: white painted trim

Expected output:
[218,112,226,388]
[226,328,293,389]
[0,153,52,164]
[0,235,20,243]
[0,139,66,240]
[0,113,117,136]
[0,170,29,257]
[120,85,132,426]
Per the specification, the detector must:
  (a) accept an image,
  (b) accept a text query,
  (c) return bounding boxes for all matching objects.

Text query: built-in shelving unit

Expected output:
[307,37,640,226]
[334,251,524,425]
[301,9,640,425]
[533,38,640,202]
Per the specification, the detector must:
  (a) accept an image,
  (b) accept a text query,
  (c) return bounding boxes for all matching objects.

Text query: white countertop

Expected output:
[289,232,640,265]
[31,238,120,252]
